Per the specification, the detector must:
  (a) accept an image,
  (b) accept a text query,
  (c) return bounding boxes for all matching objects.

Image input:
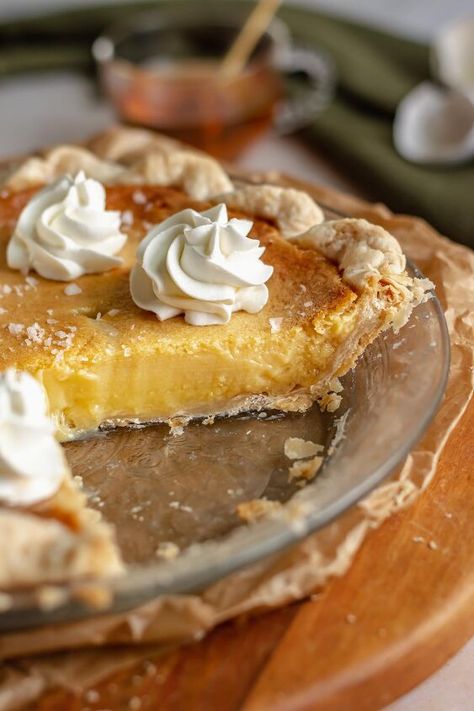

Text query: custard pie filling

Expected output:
[0,184,362,437]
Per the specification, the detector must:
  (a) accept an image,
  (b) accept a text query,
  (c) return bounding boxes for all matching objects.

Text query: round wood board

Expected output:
[31,400,474,710]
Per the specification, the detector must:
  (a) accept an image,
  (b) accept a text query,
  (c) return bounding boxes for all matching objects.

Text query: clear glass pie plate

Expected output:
[0,224,449,632]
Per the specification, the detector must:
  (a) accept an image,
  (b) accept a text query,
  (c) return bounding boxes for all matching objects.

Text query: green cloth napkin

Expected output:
[0,0,472,246]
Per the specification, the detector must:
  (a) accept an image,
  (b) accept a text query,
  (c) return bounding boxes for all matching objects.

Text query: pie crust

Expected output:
[0,477,123,590]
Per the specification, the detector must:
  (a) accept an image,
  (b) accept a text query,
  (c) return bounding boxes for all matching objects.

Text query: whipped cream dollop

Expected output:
[0,370,67,506]
[7,171,127,281]
[130,204,273,326]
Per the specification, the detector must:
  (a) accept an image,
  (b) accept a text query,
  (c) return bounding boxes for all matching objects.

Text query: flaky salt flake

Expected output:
[269,317,283,333]
[106,309,120,317]
[7,323,24,335]
[64,283,82,296]
[346,613,357,624]
[25,275,39,288]
[26,322,45,344]
[132,190,147,205]
[169,501,192,512]
[284,437,323,460]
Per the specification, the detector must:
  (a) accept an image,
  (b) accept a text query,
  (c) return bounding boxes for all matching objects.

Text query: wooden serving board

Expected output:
[31,398,474,710]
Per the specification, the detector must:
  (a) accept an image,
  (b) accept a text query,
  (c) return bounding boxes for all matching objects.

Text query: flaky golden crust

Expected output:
[3,127,232,199]
[214,184,324,237]
[294,218,406,288]
[0,477,123,590]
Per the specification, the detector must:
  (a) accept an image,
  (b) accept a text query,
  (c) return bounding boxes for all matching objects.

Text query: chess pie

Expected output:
[0,127,431,591]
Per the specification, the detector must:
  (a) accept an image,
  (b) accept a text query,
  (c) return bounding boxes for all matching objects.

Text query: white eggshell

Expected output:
[432,18,474,101]
[393,81,474,164]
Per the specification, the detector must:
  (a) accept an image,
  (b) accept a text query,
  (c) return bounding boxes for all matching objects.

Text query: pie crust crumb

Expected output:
[236,498,282,523]
[284,437,323,460]
[288,456,323,483]
[155,541,180,560]
[72,582,113,610]
[36,585,68,611]
[0,591,12,612]
[318,391,343,412]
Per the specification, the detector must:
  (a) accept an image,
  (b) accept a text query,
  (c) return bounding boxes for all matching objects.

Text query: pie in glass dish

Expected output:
[0,127,432,592]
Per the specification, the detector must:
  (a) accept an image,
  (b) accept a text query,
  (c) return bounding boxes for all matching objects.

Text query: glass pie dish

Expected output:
[0,206,449,633]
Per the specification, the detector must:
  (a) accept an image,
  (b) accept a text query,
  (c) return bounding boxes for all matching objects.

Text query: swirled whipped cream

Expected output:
[0,370,67,506]
[7,171,127,281]
[130,204,273,326]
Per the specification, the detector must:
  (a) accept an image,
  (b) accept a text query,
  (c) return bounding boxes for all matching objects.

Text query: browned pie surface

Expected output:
[0,185,355,372]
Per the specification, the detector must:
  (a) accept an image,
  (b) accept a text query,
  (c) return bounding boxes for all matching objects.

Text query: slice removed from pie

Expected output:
[0,128,431,441]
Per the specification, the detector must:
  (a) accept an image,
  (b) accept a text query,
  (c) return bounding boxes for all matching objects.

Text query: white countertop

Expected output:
[0,2,472,708]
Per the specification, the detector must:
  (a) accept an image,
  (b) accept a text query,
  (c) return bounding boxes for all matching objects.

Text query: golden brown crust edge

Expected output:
[0,477,123,591]
[0,126,431,305]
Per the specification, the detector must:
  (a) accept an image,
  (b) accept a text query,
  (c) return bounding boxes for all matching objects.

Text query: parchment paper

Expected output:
[0,176,472,710]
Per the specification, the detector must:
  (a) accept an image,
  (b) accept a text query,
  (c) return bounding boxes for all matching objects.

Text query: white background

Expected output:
[0,2,473,709]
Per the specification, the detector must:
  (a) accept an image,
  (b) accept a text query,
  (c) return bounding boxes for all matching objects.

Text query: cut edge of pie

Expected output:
[0,126,432,593]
